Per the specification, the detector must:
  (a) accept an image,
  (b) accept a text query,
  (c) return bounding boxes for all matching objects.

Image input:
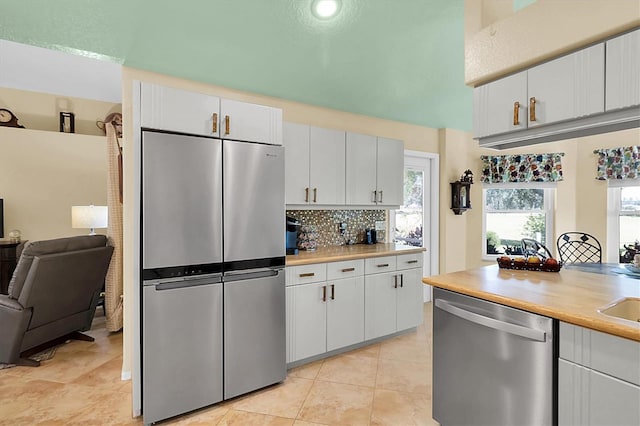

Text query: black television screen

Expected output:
[0,198,3,238]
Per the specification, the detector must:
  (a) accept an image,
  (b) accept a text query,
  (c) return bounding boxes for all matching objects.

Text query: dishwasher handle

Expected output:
[435,299,546,342]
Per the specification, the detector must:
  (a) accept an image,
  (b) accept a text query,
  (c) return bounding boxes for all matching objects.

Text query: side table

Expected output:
[0,240,26,294]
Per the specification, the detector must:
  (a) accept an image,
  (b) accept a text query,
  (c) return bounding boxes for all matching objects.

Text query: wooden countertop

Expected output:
[286,243,426,266]
[423,265,640,342]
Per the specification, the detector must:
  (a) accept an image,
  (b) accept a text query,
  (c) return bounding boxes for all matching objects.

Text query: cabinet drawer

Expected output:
[365,256,397,275]
[288,264,326,286]
[396,252,423,271]
[326,259,364,280]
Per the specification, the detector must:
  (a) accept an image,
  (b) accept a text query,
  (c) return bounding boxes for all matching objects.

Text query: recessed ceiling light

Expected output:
[311,0,341,19]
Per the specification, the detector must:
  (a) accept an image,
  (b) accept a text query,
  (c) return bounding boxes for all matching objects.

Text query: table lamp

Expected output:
[72,205,108,235]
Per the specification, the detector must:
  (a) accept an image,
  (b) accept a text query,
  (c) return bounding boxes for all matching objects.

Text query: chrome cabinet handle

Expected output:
[341,267,355,273]
[299,272,315,278]
[322,285,327,302]
[330,284,335,300]
[435,299,546,342]
[212,112,218,133]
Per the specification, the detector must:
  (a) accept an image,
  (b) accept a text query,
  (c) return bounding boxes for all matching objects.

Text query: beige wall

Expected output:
[0,127,108,241]
[0,87,121,136]
[465,0,640,85]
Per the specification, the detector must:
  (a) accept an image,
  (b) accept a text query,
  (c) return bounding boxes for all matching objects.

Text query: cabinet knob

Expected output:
[529,97,537,122]
[513,102,520,126]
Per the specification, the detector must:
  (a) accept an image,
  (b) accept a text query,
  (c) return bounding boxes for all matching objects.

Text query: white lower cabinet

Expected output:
[558,322,640,426]
[364,253,424,340]
[286,252,423,364]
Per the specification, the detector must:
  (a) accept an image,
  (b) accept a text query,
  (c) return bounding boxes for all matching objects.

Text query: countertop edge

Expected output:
[286,245,426,266]
[423,277,640,342]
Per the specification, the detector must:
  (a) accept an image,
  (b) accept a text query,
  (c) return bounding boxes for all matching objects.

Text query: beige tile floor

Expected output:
[0,303,438,426]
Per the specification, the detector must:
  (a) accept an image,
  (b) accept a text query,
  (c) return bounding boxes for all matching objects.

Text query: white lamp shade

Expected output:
[72,205,108,231]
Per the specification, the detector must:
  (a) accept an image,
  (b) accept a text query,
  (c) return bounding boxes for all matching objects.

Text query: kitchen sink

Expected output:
[599,297,640,323]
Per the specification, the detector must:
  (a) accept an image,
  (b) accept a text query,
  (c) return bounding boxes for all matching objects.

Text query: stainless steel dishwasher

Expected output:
[433,288,557,426]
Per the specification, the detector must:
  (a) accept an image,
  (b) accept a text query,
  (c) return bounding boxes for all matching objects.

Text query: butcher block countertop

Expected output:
[286,243,425,266]
[423,265,640,342]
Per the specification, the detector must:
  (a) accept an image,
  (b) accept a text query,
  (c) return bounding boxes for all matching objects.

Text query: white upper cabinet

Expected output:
[606,29,640,111]
[140,82,282,144]
[220,98,282,145]
[346,133,404,206]
[527,43,604,127]
[473,43,607,139]
[376,137,404,206]
[473,71,527,138]
[141,82,220,137]
[345,132,377,205]
[283,122,345,206]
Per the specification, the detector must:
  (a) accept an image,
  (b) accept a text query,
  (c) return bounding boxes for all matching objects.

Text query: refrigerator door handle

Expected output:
[154,275,222,291]
[224,269,281,282]
[435,299,546,342]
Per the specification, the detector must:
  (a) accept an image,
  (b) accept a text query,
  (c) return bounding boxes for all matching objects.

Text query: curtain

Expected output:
[105,122,123,332]
[594,146,640,180]
[480,153,564,184]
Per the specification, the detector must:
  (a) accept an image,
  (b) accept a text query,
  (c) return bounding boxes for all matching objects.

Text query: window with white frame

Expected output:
[607,184,640,262]
[482,185,555,258]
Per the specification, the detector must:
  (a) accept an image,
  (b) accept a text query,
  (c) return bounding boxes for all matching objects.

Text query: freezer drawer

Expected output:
[142,277,223,424]
[433,288,556,426]
[224,269,286,399]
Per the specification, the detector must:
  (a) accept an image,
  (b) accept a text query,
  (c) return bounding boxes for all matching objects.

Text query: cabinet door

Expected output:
[345,132,377,205]
[309,127,346,205]
[283,122,310,204]
[606,29,640,111]
[220,98,282,145]
[528,44,605,127]
[396,268,423,330]
[473,71,527,138]
[376,137,404,206]
[140,82,220,137]
[287,282,326,362]
[326,276,365,352]
[364,272,397,340]
[588,368,640,426]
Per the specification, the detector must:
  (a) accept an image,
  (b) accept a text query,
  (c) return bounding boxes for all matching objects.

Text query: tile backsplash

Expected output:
[286,209,386,247]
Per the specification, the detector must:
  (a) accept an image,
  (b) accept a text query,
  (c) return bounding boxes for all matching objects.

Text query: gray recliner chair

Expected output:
[0,235,114,366]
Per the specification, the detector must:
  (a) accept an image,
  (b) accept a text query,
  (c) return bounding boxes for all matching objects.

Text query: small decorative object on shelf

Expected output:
[450,170,473,215]
[0,108,25,128]
[297,224,318,251]
[59,112,75,133]
[7,229,21,243]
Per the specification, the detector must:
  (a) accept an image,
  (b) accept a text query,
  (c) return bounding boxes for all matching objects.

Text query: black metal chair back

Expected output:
[521,238,553,260]
[556,232,602,264]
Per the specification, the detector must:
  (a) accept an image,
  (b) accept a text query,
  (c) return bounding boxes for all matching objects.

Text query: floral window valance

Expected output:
[594,146,640,180]
[481,153,564,183]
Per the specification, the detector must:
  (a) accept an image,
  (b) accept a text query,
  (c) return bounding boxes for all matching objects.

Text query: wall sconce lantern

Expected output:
[450,170,473,215]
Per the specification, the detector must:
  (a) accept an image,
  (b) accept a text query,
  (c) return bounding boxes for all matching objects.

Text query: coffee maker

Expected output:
[286,216,301,255]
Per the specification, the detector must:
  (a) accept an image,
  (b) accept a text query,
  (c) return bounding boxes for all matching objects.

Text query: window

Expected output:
[482,186,554,258]
[607,185,640,262]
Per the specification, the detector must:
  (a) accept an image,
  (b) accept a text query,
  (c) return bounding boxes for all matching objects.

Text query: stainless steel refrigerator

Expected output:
[141,131,285,425]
